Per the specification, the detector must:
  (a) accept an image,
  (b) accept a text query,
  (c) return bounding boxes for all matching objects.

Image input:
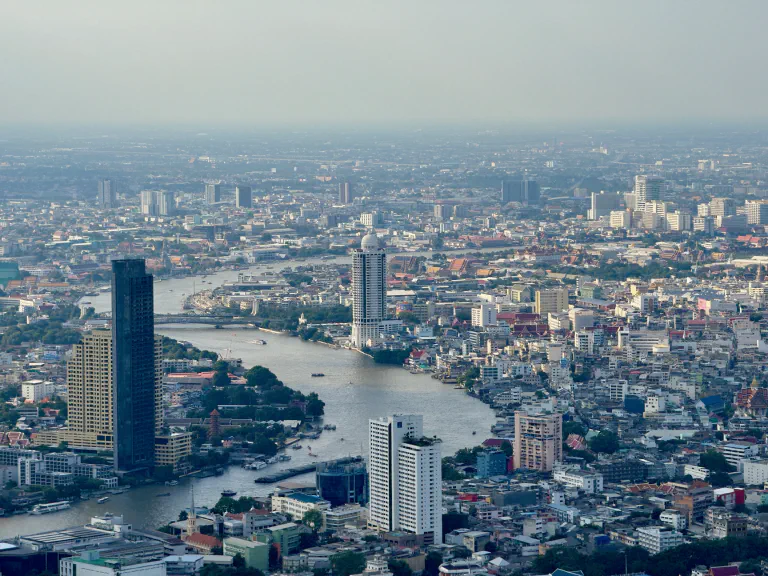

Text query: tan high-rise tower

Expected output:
[32,329,163,451]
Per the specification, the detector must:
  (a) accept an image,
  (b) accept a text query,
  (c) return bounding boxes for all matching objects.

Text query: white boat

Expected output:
[266,456,278,464]
[278,454,291,462]
[30,501,71,515]
[245,461,268,470]
[165,480,179,486]
[97,497,110,504]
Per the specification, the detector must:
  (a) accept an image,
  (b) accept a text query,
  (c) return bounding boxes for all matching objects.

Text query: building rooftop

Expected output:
[403,435,442,447]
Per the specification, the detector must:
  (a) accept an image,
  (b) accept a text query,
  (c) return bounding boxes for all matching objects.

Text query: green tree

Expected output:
[178,510,188,521]
[453,547,472,559]
[213,370,231,387]
[563,421,587,438]
[245,366,281,388]
[300,532,319,550]
[425,551,443,576]
[331,551,366,576]
[700,450,735,473]
[303,509,324,532]
[388,560,413,576]
[710,472,734,487]
[588,430,619,454]
[305,392,325,417]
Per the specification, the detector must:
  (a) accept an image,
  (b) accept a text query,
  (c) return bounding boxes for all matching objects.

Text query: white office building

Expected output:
[552,467,604,494]
[659,510,687,531]
[471,304,497,327]
[743,459,768,486]
[634,175,664,207]
[21,380,56,402]
[637,526,683,554]
[610,210,631,229]
[351,232,387,348]
[568,308,594,332]
[368,415,442,544]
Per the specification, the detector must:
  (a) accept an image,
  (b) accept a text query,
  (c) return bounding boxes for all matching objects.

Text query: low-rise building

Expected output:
[154,433,193,473]
[659,510,687,531]
[271,493,330,520]
[223,537,269,572]
[61,551,166,576]
[553,467,604,494]
[636,526,683,554]
[706,509,748,539]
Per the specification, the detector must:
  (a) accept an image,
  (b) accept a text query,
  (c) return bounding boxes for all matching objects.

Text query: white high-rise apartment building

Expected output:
[610,210,631,229]
[397,439,442,543]
[588,191,622,220]
[667,211,692,231]
[634,175,664,207]
[368,415,442,544]
[471,304,497,327]
[709,197,736,218]
[746,200,768,225]
[351,232,386,348]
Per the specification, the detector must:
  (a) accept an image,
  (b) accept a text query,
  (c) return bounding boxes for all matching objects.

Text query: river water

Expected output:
[0,252,496,537]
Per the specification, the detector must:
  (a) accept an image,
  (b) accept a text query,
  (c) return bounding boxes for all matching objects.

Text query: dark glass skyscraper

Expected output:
[112,258,156,472]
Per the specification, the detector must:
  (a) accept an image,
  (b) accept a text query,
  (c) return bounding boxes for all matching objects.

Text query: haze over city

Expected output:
[2,1,768,127]
[4,4,768,576]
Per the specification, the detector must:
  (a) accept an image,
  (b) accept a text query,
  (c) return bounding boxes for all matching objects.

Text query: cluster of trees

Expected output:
[559,260,694,281]
[0,385,19,427]
[211,495,261,514]
[297,326,333,343]
[561,422,619,457]
[162,336,218,362]
[190,365,325,454]
[331,551,366,576]
[531,535,768,576]
[257,305,351,331]
[370,349,411,365]
[285,273,313,287]
[699,449,736,486]
[588,430,620,454]
[1,320,81,346]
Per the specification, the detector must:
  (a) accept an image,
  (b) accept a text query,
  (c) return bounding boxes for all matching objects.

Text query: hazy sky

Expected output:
[1,1,767,127]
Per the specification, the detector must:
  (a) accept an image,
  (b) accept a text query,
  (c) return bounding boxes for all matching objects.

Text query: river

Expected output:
[0,251,496,537]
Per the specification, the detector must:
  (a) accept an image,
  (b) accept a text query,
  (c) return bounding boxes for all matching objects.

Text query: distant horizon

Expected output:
[2,1,767,127]
[2,117,768,137]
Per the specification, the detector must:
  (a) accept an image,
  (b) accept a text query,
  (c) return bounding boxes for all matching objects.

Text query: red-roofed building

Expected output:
[185,533,221,554]
[566,434,586,451]
[709,566,744,576]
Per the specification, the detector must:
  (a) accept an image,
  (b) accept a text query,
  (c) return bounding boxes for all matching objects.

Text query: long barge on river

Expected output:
[254,456,362,484]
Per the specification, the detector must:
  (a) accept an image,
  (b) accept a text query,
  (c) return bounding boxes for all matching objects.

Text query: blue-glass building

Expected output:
[112,258,156,472]
[316,461,368,507]
[476,450,507,478]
